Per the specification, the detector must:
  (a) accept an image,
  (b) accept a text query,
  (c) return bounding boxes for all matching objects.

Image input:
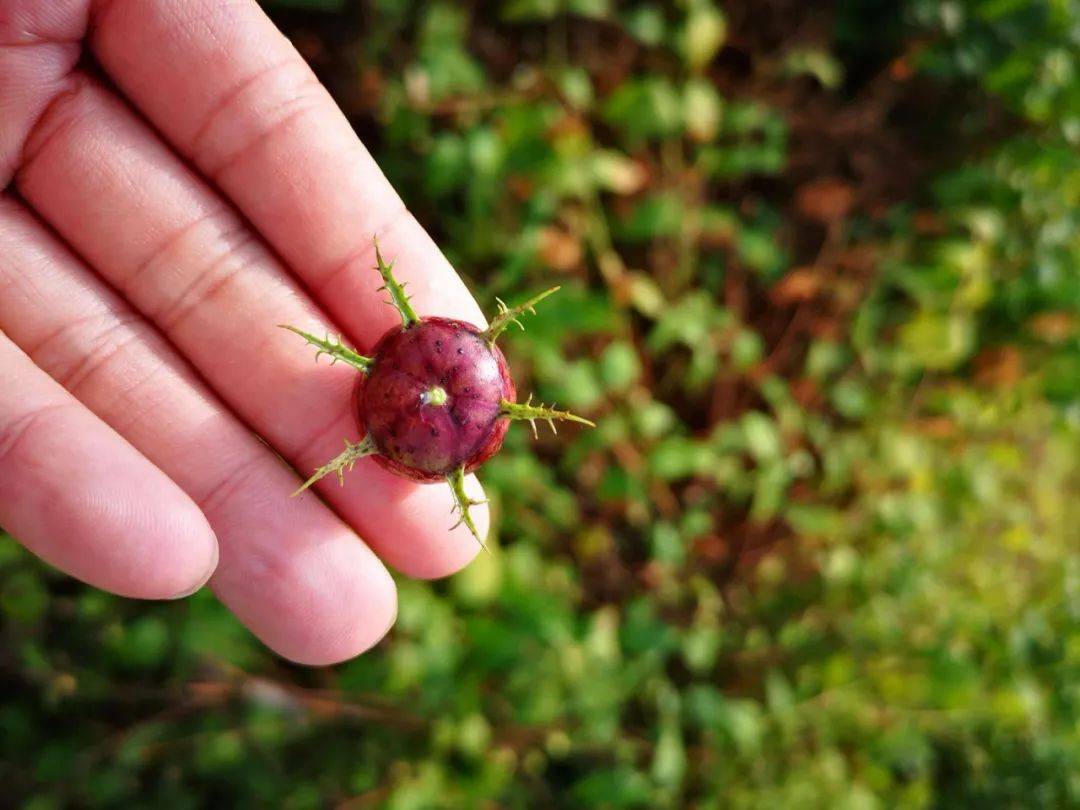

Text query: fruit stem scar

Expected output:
[484,286,561,345]
[447,466,487,548]
[278,325,373,373]
[421,385,448,406]
[500,394,596,438]
[374,237,420,328]
[291,434,379,495]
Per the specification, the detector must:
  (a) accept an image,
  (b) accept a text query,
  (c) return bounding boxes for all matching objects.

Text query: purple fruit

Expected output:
[361,317,515,483]
[282,241,592,543]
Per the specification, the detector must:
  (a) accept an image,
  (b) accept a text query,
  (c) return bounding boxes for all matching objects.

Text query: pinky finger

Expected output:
[0,332,218,598]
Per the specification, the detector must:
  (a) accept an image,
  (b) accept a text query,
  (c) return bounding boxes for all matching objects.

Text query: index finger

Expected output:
[88,0,486,349]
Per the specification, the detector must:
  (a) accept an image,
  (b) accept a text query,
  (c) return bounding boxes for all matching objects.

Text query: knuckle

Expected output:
[0,401,73,469]
[152,226,258,332]
[55,310,144,395]
[16,74,95,182]
[196,66,327,181]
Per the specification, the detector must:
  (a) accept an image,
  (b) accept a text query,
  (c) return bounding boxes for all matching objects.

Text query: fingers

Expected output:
[88,0,487,349]
[0,196,396,655]
[0,2,84,187]
[0,331,217,599]
[12,77,485,578]
[0,195,397,664]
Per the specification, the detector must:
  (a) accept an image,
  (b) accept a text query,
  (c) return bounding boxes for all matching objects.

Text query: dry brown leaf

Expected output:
[693,534,730,565]
[919,417,958,439]
[537,226,583,272]
[974,346,1024,388]
[1029,311,1077,343]
[795,178,855,224]
[507,175,535,201]
[913,210,947,235]
[790,378,823,408]
[772,266,825,304]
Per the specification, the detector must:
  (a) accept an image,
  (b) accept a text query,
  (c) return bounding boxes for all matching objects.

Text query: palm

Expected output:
[0,0,489,664]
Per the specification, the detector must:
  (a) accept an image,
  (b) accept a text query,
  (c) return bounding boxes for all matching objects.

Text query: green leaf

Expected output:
[0,571,47,624]
[680,2,726,72]
[684,78,724,142]
[571,767,653,807]
[599,341,642,391]
[741,411,781,462]
[898,311,976,370]
[623,5,666,45]
[602,78,684,144]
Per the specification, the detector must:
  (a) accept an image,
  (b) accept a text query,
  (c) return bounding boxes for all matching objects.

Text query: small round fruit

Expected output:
[358,317,516,482]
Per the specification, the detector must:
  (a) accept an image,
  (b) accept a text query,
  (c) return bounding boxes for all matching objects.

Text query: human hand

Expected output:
[0,0,489,664]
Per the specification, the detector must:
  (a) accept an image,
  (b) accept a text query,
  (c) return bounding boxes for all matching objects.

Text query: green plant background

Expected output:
[2,1,1078,807]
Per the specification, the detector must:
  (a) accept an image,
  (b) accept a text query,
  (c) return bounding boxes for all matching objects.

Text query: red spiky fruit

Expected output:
[359,317,515,482]
[282,241,593,544]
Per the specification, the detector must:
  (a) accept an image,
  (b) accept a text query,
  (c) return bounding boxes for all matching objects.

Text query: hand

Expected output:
[0,0,489,664]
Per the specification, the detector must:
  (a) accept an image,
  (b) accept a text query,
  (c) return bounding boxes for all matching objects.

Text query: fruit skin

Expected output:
[358,317,516,483]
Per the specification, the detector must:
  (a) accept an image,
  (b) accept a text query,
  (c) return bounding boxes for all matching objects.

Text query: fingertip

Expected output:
[110,487,220,601]
[166,526,219,599]
[273,560,398,667]
[211,514,399,666]
[0,332,221,602]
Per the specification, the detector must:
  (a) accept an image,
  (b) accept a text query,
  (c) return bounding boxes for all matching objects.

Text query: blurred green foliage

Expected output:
[2,1,1078,807]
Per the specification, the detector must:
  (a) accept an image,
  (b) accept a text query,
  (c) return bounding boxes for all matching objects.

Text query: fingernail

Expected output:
[169,537,220,600]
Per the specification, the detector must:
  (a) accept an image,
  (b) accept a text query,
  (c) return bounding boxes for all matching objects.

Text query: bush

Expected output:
[2,1,1077,807]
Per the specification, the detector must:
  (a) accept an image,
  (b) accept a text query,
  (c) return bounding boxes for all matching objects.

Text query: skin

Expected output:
[0,0,490,665]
